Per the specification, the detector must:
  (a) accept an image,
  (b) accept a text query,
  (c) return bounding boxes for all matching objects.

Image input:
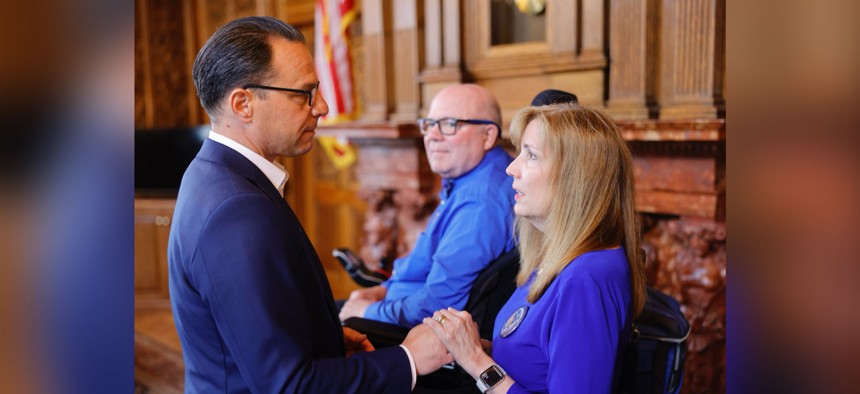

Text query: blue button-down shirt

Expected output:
[363,146,516,327]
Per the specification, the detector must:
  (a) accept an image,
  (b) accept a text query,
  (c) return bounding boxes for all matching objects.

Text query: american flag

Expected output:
[315,0,358,124]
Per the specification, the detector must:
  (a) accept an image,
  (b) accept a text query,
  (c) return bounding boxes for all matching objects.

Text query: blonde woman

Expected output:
[424,104,647,393]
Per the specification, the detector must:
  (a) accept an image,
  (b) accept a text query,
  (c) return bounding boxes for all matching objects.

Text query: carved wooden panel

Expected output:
[607,0,657,120]
[136,0,194,129]
[659,0,725,119]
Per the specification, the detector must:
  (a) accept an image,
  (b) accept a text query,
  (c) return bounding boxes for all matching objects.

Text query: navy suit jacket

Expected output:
[168,139,411,393]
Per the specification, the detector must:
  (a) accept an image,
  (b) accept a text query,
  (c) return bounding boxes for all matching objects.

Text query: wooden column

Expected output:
[390,0,425,122]
[659,0,725,119]
[579,0,606,65]
[360,0,394,122]
[607,0,656,120]
[419,0,464,114]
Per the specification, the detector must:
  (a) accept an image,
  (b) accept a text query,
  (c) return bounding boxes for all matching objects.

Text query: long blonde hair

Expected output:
[509,104,647,317]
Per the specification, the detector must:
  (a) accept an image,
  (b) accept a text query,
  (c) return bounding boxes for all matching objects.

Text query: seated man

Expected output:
[338,84,516,327]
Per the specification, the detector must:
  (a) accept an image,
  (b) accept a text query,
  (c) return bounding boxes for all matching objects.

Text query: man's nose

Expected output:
[313,94,330,117]
[424,123,445,140]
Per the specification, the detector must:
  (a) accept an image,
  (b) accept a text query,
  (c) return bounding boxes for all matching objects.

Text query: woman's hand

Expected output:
[423,308,487,375]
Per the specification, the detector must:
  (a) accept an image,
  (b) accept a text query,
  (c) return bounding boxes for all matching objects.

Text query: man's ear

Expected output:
[228,88,254,121]
[483,124,499,150]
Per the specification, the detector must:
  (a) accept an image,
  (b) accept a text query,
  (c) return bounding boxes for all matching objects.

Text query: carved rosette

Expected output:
[641,215,726,393]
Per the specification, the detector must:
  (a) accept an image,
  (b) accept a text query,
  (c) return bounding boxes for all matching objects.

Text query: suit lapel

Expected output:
[197,140,343,338]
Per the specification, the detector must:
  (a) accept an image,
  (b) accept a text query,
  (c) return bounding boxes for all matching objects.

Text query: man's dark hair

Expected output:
[192,16,305,116]
[530,89,578,107]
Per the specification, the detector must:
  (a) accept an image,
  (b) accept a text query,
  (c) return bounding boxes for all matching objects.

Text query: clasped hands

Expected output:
[422,308,491,374]
[402,307,489,376]
[340,286,489,377]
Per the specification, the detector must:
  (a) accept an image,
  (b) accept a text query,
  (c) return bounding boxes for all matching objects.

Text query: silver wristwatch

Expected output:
[476,364,506,393]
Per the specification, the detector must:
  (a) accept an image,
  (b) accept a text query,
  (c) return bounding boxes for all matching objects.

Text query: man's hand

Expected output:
[338,298,373,321]
[338,285,386,321]
[342,327,374,357]
[401,323,454,375]
[348,285,387,302]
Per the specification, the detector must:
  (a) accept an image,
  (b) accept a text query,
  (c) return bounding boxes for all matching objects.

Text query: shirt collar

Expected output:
[441,178,455,200]
[208,130,289,196]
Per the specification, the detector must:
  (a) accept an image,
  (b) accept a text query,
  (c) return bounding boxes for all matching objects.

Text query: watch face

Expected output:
[481,365,505,387]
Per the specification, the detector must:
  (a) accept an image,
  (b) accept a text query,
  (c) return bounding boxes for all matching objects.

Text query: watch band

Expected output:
[476,364,506,393]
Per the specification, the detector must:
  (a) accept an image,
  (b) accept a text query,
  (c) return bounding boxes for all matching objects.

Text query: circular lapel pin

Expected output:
[500,306,529,338]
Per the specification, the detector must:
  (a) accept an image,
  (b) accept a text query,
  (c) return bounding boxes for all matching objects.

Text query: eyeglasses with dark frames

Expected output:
[242,81,320,107]
[417,117,501,138]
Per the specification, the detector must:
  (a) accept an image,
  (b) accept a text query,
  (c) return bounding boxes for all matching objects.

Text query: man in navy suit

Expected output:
[168,16,450,393]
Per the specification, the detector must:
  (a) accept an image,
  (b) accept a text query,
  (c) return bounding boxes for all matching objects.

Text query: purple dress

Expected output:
[492,248,633,393]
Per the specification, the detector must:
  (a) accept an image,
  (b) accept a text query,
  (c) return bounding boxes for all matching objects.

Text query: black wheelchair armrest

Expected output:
[342,317,411,349]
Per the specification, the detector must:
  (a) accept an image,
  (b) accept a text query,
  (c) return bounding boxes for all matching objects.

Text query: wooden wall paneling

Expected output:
[607,0,655,119]
[579,0,606,65]
[419,0,464,116]
[390,0,425,122]
[547,0,576,54]
[360,0,394,121]
[136,0,195,128]
[659,0,725,119]
[548,69,606,105]
[467,0,599,79]
[442,0,462,70]
[232,0,264,17]
[135,0,154,128]
[275,0,315,25]
[424,0,442,71]
[134,199,176,300]
[182,0,205,126]
[195,0,229,50]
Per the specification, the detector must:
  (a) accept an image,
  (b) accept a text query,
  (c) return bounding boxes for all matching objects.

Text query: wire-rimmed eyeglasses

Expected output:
[417,117,501,138]
[242,81,320,107]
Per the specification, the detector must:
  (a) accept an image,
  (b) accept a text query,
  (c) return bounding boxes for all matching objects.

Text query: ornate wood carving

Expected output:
[642,215,726,394]
[659,0,725,119]
[607,0,657,120]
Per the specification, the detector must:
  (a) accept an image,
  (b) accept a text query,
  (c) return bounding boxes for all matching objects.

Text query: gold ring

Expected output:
[434,315,447,325]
